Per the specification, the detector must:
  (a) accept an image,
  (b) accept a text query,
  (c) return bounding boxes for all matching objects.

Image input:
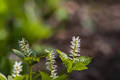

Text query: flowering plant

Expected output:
[0,36,92,80]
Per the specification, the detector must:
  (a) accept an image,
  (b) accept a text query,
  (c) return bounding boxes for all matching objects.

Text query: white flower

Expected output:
[69,36,81,57]
[12,61,23,77]
[19,38,32,56]
[45,49,58,79]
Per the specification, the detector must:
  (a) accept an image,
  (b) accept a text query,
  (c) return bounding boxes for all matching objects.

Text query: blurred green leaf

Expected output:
[47,0,59,9]
[24,57,39,65]
[0,0,69,75]
[0,73,7,80]
[0,0,8,13]
[0,29,8,40]
[32,44,54,57]
[8,75,13,80]
[55,8,68,21]
[12,49,25,59]
[40,71,51,80]
[21,22,53,41]
[14,76,25,80]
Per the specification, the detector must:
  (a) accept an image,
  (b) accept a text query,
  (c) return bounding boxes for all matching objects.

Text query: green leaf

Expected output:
[57,50,68,60]
[57,50,72,73]
[74,56,92,65]
[0,0,8,13]
[24,57,39,65]
[72,62,88,71]
[12,49,25,59]
[40,72,51,80]
[0,73,7,80]
[14,76,25,80]
[66,60,73,73]
[72,56,92,71]
[8,75,13,80]
[54,74,68,80]
[57,50,92,73]
[29,50,37,57]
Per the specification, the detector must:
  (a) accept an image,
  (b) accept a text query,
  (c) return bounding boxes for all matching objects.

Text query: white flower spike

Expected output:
[70,36,81,58]
[45,49,58,79]
[19,38,32,56]
[12,61,23,77]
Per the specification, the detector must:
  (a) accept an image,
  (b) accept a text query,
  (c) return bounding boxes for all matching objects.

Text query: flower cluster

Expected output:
[19,38,32,57]
[45,49,58,79]
[0,36,92,80]
[70,36,81,58]
[12,61,23,77]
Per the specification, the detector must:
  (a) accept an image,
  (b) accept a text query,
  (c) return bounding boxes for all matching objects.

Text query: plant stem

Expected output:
[29,65,32,80]
[73,40,77,61]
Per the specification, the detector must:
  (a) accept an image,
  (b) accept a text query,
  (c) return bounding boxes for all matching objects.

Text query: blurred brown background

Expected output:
[42,0,120,80]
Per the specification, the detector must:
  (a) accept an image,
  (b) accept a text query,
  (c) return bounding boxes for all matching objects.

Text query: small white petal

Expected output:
[72,36,76,41]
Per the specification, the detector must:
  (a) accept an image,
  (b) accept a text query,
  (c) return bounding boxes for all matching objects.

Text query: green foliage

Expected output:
[57,50,92,73]
[14,76,25,80]
[0,73,7,80]
[12,49,25,59]
[0,36,92,80]
[72,63,88,71]
[24,57,39,65]
[74,56,92,65]
[40,71,68,80]
[12,49,40,65]
[54,74,68,80]
[0,0,8,13]
[0,0,68,75]
[57,50,73,73]
[32,45,54,57]
[40,72,51,80]
[8,76,13,80]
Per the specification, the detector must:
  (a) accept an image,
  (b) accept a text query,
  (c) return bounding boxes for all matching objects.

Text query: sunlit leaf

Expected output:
[14,76,25,80]
[0,73,7,80]
[57,50,72,73]
[0,0,8,13]
[74,56,92,65]
[72,62,88,71]
[8,75,13,80]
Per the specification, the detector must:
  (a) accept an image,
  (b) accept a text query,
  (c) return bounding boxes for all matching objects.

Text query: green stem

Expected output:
[29,65,32,80]
[70,40,77,73]
[33,73,41,80]
[48,52,53,76]
[73,40,77,61]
